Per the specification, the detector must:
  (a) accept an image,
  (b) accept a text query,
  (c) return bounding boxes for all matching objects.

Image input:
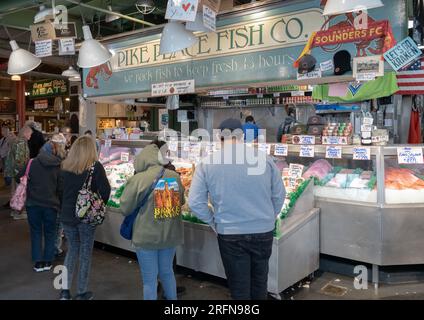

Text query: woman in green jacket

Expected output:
[120,143,184,300]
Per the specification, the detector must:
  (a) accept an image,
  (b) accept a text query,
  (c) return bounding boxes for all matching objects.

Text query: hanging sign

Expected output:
[274,144,288,156]
[325,146,342,159]
[35,39,52,57]
[165,0,199,22]
[30,22,55,41]
[353,147,371,160]
[299,145,314,158]
[384,37,422,71]
[397,147,424,164]
[152,79,195,97]
[30,79,68,99]
[34,99,48,110]
[203,5,216,32]
[120,152,130,162]
[54,22,77,39]
[59,38,75,55]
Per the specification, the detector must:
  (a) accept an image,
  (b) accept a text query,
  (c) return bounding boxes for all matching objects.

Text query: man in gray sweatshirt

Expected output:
[188,118,285,300]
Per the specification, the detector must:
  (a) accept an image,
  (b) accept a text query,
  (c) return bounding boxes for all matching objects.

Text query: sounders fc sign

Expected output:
[111,8,325,71]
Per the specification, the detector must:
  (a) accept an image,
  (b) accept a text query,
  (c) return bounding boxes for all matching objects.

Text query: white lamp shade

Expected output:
[105,5,120,23]
[77,26,112,68]
[69,75,81,82]
[62,66,80,77]
[186,12,211,33]
[323,0,384,15]
[159,21,198,55]
[7,40,41,75]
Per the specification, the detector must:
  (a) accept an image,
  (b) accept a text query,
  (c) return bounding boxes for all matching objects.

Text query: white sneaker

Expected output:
[13,213,27,220]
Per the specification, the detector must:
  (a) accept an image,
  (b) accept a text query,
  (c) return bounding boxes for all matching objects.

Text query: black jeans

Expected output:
[218,231,274,300]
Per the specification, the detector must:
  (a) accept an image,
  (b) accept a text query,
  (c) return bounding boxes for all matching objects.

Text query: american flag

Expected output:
[397,57,424,95]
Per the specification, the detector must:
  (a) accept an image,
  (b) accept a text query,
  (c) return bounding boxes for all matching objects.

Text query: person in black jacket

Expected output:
[59,136,111,301]
[27,122,45,159]
[21,134,66,273]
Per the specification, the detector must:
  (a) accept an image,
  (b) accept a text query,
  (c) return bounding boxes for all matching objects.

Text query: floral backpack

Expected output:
[75,163,106,226]
[10,159,33,211]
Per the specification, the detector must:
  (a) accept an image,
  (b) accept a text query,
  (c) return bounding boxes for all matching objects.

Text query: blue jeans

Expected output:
[218,231,274,300]
[136,248,177,300]
[62,223,96,295]
[26,206,58,263]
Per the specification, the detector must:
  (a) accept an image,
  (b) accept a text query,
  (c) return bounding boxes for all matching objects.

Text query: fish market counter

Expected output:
[283,144,424,269]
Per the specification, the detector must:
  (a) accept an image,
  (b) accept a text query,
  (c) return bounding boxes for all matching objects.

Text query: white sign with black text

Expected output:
[152,79,195,97]
[35,39,52,57]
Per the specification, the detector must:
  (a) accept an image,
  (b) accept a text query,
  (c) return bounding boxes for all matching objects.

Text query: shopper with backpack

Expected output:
[20,134,66,272]
[120,142,184,300]
[59,136,110,300]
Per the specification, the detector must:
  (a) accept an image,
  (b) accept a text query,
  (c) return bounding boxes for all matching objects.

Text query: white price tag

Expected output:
[397,147,424,164]
[120,152,129,162]
[325,146,342,159]
[105,139,112,148]
[353,147,371,160]
[356,73,376,82]
[289,163,304,179]
[274,144,288,156]
[300,145,315,158]
[320,59,334,72]
[273,93,280,97]
[257,93,264,98]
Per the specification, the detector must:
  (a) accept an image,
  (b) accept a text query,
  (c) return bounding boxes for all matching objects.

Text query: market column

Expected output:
[16,76,26,129]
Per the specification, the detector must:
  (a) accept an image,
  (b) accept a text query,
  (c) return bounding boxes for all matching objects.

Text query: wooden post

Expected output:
[15,77,26,129]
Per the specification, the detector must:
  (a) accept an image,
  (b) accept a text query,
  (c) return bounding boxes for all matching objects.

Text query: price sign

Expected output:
[121,152,129,162]
[258,143,271,155]
[300,145,315,158]
[320,59,334,72]
[289,163,304,179]
[105,139,112,148]
[273,93,280,97]
[353,147,371,160]
[397,147,424,164]
[325,146,342,159]
[274,144,288,156]
[356,72,376,82]
[35,39,52,57]
[202,5,216,31]
[293,135,316,145]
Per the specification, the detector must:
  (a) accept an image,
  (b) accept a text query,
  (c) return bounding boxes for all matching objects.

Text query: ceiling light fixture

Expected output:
[135,0,156,15]
[323,0,384,16]
[11,75,21,81]
[160,21,198,55]
[77,25,112,68]
[7,40,41,75]
[69,75,81,82]
[61,66,80,77]
[186,12,211,33]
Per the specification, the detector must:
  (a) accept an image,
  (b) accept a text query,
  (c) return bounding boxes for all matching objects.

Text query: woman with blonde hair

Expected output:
[59,136,110,300]
[21,134,66,272]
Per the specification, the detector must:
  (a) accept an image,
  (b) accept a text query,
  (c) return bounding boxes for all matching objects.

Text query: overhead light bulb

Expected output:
[160,21,198,55]
[77,25,112,68]
[61,66,80,77]
[323,0,384,16]
[11,75,21,81]
[7,40,41,75]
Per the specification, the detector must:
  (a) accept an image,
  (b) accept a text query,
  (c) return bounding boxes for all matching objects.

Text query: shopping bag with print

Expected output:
[10,159,33,211]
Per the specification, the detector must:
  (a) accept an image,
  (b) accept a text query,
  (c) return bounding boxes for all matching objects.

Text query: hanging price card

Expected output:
[274,144,288,156]
[300,145,315,158]
[258,143,271,155]
[325,146,342,159]
[353,147,371,160]
[121,152,129,162]
[397,147,424,164]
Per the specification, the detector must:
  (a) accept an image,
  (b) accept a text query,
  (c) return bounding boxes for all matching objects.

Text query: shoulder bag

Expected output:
[10,159,33,211]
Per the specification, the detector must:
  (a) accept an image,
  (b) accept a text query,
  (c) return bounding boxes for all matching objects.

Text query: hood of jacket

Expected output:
[37,149,62,167]
[135,144,164,173]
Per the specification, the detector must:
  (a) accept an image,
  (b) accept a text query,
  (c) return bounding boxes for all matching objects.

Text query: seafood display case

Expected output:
[280,144,424,271]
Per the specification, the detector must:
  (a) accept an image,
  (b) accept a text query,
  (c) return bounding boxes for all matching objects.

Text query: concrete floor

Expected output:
[2,187,424,300]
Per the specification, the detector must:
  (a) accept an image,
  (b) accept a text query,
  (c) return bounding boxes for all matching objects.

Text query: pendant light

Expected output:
[323,0,384,16]
[77,25,112,68]
[34,5,54,23]
[105,5,120,23]
[7,40,41,75]
[159,21,198,55]
[62,66,80,77]
[69,75,81,82]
